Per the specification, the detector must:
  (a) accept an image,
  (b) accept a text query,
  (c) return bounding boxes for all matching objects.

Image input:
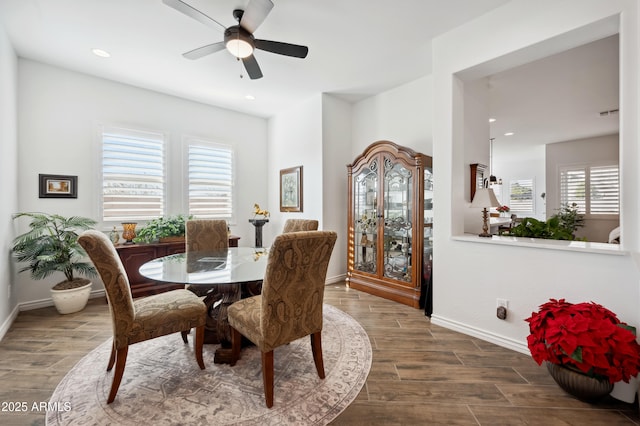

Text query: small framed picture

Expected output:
[39,174,78,199]
[280,166,303,212]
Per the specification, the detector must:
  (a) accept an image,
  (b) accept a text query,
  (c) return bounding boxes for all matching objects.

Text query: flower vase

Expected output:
[121,222,137,245]
[546,362,613,402]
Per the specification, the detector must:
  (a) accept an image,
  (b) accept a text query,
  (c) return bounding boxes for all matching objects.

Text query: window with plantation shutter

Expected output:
[559,167,586,213]
[560,165,619,216]
[509,179,534,212]
[101,128,165,221]
[186,139,234,219]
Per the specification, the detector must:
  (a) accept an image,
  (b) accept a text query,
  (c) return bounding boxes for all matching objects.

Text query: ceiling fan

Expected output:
[163,0,309,79]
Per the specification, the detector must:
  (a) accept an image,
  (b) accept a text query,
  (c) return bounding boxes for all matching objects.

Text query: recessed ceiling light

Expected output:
[92,48,111,58]
[504,132,514,136]
[489,118,496,123]
[245,95,255,100]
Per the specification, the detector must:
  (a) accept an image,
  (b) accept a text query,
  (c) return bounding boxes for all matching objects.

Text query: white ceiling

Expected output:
[0,0,511,118]
[488,34,619,149]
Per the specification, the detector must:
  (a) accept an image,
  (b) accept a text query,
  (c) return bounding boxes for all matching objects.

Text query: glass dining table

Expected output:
[139,247,269,363]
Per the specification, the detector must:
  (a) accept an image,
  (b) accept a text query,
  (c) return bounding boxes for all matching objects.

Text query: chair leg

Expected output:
[108,346,128,404]
[230,326,242,366]
[262,350,274,408]
[310,332,325,379]
[194,325,205,370]
[107,340,116,371]
[181,330,189,344]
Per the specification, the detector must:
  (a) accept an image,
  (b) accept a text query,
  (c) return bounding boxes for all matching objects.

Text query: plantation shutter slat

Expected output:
[590,165,619,214]
[560,165,619,216]
[560,168,586,213]
[509,179,534,212]
[102,128,165,221]
[187,141,234,219]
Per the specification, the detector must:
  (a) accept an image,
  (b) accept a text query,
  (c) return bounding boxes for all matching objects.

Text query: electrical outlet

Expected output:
[496,298,508,308]
[497,306,508,320]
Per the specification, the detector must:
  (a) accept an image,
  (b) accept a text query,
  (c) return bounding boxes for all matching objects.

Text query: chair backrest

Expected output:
[186,220,228,252]
[260,230,337,350]
[78,230,135,348]
[282,219,319,233]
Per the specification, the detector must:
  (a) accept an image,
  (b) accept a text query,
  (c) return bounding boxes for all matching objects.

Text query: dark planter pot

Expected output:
[546,362,613,402]
[159,236,186,244]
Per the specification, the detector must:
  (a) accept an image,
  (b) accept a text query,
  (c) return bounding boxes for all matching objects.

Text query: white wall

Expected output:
[265,94,352,282]
[493,141,546,220]
[352,75,433,157]
[546,134,619,242]
[321,94,352,281]
[16,59,268,307]
[0,23,19,337]
[463,78,491,234]
[493,134,619,238]
[266,95,323,241]
[432,0,640,353]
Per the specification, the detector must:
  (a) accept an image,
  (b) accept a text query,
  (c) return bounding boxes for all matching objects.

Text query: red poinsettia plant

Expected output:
[496,205,510,213]
[525,298,640,383]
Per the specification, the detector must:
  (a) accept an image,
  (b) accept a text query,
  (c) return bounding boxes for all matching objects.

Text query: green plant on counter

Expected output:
[555,202,584,235]
[133,214,192,243]
[508,203,585,241]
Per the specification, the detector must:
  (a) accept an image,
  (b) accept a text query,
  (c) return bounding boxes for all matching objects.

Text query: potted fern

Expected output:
[12,212,98,314]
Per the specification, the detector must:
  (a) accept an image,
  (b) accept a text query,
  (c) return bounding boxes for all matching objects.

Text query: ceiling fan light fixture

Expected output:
[224,26,254,58]
[226,39,253,58]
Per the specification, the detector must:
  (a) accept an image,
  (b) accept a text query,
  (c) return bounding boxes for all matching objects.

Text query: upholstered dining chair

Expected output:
[182,219,229,342]
[282,218,319,233]
[227,230,337,408]
[186,219,229,252]
[498,214,518,235]
[78,230,206,404]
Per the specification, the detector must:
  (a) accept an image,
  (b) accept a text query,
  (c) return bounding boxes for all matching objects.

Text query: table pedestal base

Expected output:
[189,281,262,363]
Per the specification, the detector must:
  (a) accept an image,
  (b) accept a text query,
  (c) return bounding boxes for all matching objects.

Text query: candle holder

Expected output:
[121,222,137,244]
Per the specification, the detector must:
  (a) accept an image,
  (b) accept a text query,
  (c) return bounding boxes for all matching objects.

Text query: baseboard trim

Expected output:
[431,314,530,356]
[326,274,347,285]
[0,304,20,341]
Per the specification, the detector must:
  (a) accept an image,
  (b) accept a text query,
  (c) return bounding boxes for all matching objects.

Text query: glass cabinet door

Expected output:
[382,158,413,282]
[353,159,378,274]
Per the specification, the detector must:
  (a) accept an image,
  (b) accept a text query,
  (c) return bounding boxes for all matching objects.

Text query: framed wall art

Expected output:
[39,174,78,199]
[280,166,303,212]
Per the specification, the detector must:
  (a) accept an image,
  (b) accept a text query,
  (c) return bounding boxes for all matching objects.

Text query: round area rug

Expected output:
[46,304,371,426]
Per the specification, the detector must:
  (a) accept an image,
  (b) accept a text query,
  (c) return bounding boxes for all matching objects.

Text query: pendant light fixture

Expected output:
[488,117,500,185]
[489,136,498,184]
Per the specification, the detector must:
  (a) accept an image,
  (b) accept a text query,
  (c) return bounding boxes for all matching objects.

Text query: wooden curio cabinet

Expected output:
[347,141,433,308]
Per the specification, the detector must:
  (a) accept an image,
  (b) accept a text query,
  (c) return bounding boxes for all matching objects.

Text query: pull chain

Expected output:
[237,30,243,79]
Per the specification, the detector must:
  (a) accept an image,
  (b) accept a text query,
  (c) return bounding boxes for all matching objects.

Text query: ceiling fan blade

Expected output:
[183,42,225,60]
[163,0,226,32]
[242,55,263,79]
[239,0,274,34]
[255,39,308,58]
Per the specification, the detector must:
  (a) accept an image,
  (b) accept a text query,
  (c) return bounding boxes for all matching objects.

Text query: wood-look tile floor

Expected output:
[1,283,638,425]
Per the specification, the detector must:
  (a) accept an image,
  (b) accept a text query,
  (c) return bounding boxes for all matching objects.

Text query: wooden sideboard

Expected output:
[115,235,240,298]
